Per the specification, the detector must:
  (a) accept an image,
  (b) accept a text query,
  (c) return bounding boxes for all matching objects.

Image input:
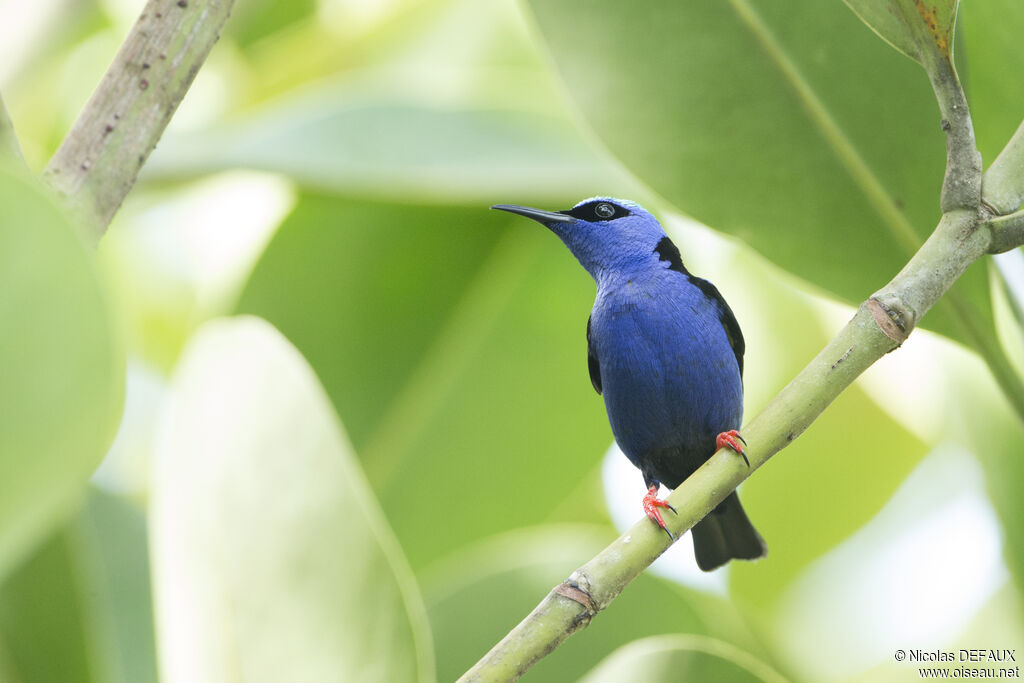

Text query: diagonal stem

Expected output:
[983,120,1024,215]
[41,0,235,244]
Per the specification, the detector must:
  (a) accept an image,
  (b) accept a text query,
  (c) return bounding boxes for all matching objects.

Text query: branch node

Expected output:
[865,297,912,346]
[553,579,595,610]
[552,580,596,628]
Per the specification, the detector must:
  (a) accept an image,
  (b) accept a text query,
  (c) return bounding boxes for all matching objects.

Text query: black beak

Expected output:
[491,204,574,225]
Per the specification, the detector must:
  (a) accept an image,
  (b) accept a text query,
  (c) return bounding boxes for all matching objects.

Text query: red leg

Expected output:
[716,429,749,467]
[642,484,677,540]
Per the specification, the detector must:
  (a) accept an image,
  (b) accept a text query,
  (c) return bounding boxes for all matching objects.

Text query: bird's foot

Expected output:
[642,485,677,540]
[716,429,749,467]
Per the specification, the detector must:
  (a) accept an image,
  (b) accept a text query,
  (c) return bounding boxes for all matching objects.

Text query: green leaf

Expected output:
[226,0,317,47]
[236,195,505,447]
[523,0,992,346]
[0,164,123,579]
[237,196,616,569]
[843,0,958,64]
[81,490,158,683]
[731,384,927,605]
[0,531,96,683]
[0,490,156,683]
[150,316,434,683]
[958,0,1024,164]
[145,83,635,203]
[945,347,1024,589]
[579,635,786,683]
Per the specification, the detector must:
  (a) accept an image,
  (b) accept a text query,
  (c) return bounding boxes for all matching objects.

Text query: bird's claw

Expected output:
[716,429,750,467]
[642,485,676,540]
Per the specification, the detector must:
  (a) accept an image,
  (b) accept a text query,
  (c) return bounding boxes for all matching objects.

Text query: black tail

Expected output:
[691,491,766,572]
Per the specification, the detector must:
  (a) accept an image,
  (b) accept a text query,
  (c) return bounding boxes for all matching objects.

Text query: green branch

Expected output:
[921,44,982,212]
[988,209,1024,254]
[41,0,235,244]
[983,120,1024,215]
[459,15,1024,683]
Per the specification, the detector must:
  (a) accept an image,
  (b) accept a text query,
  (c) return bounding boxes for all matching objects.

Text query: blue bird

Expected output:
[493,197,766,571]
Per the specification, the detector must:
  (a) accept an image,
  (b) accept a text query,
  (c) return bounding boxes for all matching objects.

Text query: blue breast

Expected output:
[590,267,743,482]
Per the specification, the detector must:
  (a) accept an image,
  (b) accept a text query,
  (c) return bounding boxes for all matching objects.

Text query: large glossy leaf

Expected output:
[149,317,434,683]
[146,87,633,203]
[523,0,992,345]
[843,0,958,64]
[236,195,616,569]
[0,490,156,683]
[825,299,1024,593]
[580,635,786,683]
[958,1,1024,164]
[0,164,123,579]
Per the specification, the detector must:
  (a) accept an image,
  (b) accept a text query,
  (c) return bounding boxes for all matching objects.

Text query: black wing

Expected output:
[690,277,745,377]
[653,235,744,377]
[587,315,602,394]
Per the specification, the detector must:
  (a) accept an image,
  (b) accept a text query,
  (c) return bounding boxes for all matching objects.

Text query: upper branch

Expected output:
[921,44,982,212]
[983,120,1024,216]
[981,121,1024,254]
[987,209,1024,254]
[41,0,235,243]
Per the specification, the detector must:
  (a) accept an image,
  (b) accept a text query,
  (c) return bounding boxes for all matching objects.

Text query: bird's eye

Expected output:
[594,203,615,218]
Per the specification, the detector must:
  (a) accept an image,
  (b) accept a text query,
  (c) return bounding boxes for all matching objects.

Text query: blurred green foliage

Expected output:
[0,0,1021,681]
[149,318,433,682]
[0,164,123,580]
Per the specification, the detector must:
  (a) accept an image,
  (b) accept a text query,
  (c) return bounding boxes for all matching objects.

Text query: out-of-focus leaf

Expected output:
[843,0,957,64]
[958,1,1024,164]
[843,315,1024,590]
[226,0,317,47]
[237,196,617,568]
[423,525,770,682]
[0,532,96,683]
[145,87,632,203]
[581,634,786,683]
[523,0,992,346]
[150,317,434,683]
[947,351,1024,588]
[0,164,123,579]
[236,195,505,447]
[731,384,927,605]
[0,489,156,683]
[82,490,158,683]
[579,635,786,683]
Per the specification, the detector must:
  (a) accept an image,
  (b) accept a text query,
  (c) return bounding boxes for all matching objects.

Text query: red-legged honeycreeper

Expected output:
[493,197,766,571]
